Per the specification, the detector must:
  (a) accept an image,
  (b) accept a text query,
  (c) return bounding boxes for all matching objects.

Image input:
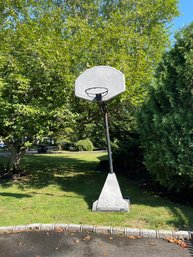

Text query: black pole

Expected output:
[100,102,114,174]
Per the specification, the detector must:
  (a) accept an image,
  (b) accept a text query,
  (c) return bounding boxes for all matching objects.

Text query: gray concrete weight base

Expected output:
[92,173,130,212]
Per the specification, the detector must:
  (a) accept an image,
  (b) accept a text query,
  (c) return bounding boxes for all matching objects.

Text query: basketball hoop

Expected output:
[74,66,129,212]
[85,87,108,101]
[75,66,125,102]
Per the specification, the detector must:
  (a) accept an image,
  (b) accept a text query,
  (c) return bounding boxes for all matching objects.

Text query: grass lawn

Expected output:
[0,152,193,230]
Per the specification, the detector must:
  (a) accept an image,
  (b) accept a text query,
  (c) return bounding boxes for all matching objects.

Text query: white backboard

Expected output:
[75,66,125,102]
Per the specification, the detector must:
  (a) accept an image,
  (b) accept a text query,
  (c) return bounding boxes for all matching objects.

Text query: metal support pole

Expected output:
[101,102,114,174]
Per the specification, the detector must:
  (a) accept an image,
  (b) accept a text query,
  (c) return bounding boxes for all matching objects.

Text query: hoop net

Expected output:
[85,87,108,99]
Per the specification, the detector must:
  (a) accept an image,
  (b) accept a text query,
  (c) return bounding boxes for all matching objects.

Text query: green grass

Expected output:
[0,152,193,230]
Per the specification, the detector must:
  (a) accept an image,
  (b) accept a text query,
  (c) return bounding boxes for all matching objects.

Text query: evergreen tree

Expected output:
[138,23,193,190]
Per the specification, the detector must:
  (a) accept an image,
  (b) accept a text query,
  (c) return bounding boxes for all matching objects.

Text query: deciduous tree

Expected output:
[0,0,179,172]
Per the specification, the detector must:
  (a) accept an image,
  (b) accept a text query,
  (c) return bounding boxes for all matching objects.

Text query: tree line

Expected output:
[2,0,192,193]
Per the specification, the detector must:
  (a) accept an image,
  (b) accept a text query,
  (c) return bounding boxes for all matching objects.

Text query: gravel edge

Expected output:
[0,224,192,240]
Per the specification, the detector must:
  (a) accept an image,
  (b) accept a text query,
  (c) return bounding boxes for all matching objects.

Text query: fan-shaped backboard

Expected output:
[75,66,125,102]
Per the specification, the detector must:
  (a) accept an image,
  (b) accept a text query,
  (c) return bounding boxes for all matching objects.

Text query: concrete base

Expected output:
[92,173,129,212]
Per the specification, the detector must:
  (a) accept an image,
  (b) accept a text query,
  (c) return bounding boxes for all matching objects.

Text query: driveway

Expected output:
[0,231,192,257]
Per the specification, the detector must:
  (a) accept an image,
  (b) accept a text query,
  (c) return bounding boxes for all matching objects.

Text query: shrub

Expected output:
[112,134,145,175]
[138,23,193,191]
[62,142,75,151]
[98,133,145,175]
[75,138,94,151]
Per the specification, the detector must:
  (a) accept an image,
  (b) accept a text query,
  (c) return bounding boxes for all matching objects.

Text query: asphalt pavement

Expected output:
[0,231,192,257]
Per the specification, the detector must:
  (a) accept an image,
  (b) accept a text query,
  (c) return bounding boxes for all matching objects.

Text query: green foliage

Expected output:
[75,138,94,151]
[0,0,179,170]
[138,23,193,191]
[112,134,144,175]
[68,0,179,147]
[0,1,74,170]
[54,127,74,150]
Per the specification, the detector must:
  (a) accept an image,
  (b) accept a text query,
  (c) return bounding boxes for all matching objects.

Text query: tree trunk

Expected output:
[58,144,62,151]
[8,145,26,173]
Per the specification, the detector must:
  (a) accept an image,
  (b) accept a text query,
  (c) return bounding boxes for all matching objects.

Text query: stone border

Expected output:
[0,224,192,240]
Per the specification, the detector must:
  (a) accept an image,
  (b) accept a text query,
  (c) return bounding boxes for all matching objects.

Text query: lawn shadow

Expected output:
[120,178,193,231]
[20,154,106,209]
[0,192,32,198]
[1,153,193,231]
